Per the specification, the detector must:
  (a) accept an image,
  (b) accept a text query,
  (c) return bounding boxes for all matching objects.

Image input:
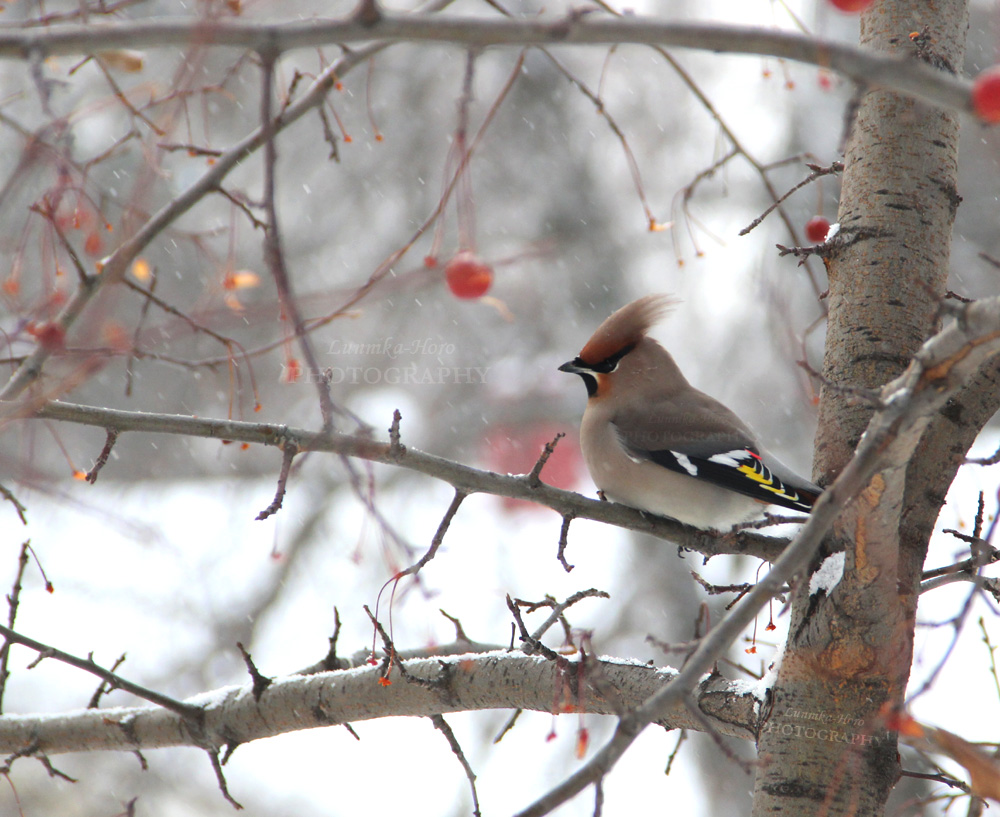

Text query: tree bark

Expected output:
[752,0,969,814]
[0,652,759,754]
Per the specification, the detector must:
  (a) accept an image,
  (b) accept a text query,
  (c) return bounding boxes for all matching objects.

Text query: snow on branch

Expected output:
[0,650,757,756]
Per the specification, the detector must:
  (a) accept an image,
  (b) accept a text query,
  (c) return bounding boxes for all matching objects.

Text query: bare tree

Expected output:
[0,1,999,815]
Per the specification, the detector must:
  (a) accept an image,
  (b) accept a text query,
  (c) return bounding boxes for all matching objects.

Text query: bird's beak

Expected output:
[560,357,598,397]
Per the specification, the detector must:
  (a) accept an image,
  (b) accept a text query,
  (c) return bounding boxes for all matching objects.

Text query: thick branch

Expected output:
[0,16,973,114]
[18,399,788,562]
[0,651,757,755]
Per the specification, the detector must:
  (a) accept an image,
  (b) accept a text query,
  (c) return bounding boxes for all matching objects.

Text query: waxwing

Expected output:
[559,295,821,530]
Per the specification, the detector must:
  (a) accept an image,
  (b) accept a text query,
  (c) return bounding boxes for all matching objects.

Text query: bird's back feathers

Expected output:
[609,385,756,460]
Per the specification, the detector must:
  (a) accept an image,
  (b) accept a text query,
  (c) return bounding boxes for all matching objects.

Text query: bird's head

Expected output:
[559,294,680,398]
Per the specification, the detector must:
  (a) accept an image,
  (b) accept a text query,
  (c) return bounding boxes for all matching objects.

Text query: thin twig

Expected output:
[388,409,405,460]
[94,56,165,136]
[527,432,565,487]
[0,542,31,712]
[899,768,972,794]
[506,595,566,664]
[663,729,687,775]
[35,752,77,783]
[207,748,243,810]
[438,608,471,643]
[124,264,157,398]
[967,442,1000,466]
[557,515,575,572]
[257,48,339,431]
[797,358,883,407]
[236,642,272,702]
[88,654,127,709]
[119,275,258,377]
[0,623,203,721]
[158,142,225,157]
[739,162,843,236]
[85,428,119,483]
[396,490,467,581]
[214,186,267,230]
[363,604,440,691]
[430,714,481,817]
[0,485,27,525]
[978,618,1000,704]
[296,607,349,675]
[527,589,611,645]
[922,532,998,580]
[255,443,298,521]
[493,709,522,744]
[684,698,755,774]
[910,496,989,701]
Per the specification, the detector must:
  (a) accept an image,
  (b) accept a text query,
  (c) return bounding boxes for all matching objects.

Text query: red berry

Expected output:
[805,216,831,243]
[828,0,873,11]
[972,66,1000,123]
[444,251,493,299]
[281,357,301,383]
[26,321,66,351]
[83,230,103,256]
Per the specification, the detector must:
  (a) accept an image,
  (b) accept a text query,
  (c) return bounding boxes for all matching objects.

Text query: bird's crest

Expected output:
[578,294,677,365]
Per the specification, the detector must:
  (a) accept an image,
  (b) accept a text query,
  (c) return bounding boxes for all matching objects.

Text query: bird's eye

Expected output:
[592,343,635,373]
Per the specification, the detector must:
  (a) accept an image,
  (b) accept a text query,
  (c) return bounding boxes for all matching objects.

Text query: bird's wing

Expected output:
[611,393,820,513]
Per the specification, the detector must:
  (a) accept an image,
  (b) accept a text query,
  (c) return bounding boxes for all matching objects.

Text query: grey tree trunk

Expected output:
[751,0,970,814]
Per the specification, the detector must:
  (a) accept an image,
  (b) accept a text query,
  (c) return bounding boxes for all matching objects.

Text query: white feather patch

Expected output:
[707,450,749,468]
[672,451,699,476]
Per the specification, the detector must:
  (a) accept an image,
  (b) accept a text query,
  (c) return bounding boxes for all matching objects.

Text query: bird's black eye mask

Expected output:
[559,343,637,397]
[586,342,636,374]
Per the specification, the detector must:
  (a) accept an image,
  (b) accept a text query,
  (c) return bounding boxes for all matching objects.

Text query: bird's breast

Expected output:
[578,407,761,529]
